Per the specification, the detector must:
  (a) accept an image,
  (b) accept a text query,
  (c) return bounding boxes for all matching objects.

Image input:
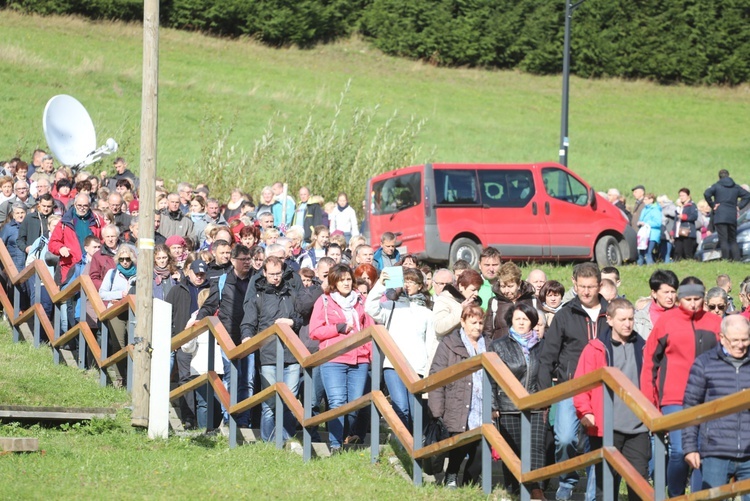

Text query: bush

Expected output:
[180,80,429,216]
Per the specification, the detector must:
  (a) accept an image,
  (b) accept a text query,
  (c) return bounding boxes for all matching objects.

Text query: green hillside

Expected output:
[1,11,748,201]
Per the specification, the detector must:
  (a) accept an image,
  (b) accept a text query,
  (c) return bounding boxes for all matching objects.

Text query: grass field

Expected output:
[1,11,749,202]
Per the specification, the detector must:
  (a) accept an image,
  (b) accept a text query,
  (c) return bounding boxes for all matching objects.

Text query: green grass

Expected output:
[0,324,129,408]
[1,11,749,201]
[0,323,486,499]
[0,418,484,500]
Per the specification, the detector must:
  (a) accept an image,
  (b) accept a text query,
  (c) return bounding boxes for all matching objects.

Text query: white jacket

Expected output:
[364,281,435,376]
[329,206,359,236]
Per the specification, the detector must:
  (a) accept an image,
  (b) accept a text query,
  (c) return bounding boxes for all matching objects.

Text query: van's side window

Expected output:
[477,169,534,208]
[435,170,479,205]
[371,172,421,215]
[542,168,588,206]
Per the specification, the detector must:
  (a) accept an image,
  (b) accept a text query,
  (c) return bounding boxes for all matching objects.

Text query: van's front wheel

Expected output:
[595,236,622,267]
[450,238,481,268]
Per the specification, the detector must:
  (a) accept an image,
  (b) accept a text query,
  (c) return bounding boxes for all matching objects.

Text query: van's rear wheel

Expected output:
[450,238,481,268]
[595,236,622,267]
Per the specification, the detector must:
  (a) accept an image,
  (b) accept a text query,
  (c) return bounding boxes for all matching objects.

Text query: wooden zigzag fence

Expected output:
[2,241,750,500]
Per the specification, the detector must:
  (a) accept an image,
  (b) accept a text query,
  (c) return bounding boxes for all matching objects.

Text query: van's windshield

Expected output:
[371,172,421,215]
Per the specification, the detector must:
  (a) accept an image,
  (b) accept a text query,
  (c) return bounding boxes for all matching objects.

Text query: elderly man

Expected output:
[48,193,103,284]
[160,192,194,239]
[432,268,454,297]
[108,192,131,234]
[684,315,750,496]
[630,185,646,230]
[89,224,121,290]
[177,182,193,214]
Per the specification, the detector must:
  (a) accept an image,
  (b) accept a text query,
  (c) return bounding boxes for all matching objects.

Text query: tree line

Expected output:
[5,0,749,84]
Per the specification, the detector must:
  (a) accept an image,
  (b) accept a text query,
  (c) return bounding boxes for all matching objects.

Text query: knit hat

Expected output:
[129,199,139,213]
[165,235,186,248]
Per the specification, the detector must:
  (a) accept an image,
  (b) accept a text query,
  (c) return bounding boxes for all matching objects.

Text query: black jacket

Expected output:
[240,275,302,366]
[295,279,324,353]
[299,203,324,242]
[704,176,750,225]
[17,210,50,254]
[683,345,750,459]
[166,277,207,336]
[538,295,609,390]
[196,270,250,344]
[206,261,233,285]
[489,335,543,413]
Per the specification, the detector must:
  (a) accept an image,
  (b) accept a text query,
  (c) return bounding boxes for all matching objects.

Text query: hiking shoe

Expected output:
[445,473,458,489]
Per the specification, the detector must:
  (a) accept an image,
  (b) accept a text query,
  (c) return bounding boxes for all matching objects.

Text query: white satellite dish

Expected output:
[42,95,118,171]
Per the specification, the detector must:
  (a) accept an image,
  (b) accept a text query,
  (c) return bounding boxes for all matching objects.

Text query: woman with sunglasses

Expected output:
[99,246,137,387]
[705,287,728,317]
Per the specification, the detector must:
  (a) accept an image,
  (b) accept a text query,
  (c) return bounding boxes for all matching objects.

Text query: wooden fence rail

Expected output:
[2,241,749,500]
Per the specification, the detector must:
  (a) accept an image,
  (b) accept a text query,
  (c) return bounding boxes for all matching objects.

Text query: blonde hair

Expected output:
[262,228,280,243]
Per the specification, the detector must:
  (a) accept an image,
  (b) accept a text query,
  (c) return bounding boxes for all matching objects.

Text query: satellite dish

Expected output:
[42,95,118,171]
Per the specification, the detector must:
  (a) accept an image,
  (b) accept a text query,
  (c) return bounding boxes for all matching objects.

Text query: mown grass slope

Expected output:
[0,11,748,199]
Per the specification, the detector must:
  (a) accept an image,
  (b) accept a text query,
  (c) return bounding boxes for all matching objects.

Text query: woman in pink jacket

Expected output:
[310,263,373,453]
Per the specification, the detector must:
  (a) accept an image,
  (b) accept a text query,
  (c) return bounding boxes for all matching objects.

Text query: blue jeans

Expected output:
[384,368,412,429]
[702,457,750,500]
[194,379,222,429]
[260,363,301,442]
[638,240,658,265]
[222,351,255,427]
[554,397,582,491]
[662,404,702,496]
[660,239,673,263]
[320,362,370,448]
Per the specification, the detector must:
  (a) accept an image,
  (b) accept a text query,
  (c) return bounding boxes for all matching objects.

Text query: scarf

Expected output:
[337,203,349,212]
[509,326,540,360]
[460,328,486,430]
[406,292,427,307]
[154,265,171,285]
[117,263,137,279]
[330,291,361,331]
[542,302,562,314]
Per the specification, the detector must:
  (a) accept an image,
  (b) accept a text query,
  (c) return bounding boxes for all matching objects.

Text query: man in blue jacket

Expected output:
[684,315,750,494]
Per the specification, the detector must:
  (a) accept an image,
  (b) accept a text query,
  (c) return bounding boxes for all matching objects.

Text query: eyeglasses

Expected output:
[75,204,90,209]
[722,335,750,345]
[707,303,726,311]
[118,257,132,263]
[433,281,452,287]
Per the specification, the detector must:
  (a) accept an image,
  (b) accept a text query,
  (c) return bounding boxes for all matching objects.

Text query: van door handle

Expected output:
[532,202,537,215]
[545,202,550,215]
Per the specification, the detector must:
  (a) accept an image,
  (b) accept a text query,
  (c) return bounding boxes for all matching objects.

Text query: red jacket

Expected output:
[640,305,721,408]
[574,329,645,437]
[309,293,372,365]
[88,245,117,290]
[48,208,103,283]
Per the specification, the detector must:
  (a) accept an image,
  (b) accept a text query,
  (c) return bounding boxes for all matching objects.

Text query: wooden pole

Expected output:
[131,0,159,428]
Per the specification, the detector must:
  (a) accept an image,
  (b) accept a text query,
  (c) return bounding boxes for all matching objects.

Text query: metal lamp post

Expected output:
[559,0,586,167]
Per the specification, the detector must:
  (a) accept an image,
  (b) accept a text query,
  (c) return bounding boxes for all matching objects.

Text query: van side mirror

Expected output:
[588,187,597,209]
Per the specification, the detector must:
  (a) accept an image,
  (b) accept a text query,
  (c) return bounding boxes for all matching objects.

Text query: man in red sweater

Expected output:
[641,277,721,497]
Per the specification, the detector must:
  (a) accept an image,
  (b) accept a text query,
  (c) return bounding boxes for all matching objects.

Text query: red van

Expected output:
[363,163,637,267]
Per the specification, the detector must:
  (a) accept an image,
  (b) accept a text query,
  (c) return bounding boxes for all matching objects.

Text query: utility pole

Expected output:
[559,0,585,167]
[131,0,159,428]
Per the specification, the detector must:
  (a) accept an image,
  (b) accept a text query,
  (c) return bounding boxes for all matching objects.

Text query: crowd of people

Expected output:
[2,151,750,499]
[606,172,750,264]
